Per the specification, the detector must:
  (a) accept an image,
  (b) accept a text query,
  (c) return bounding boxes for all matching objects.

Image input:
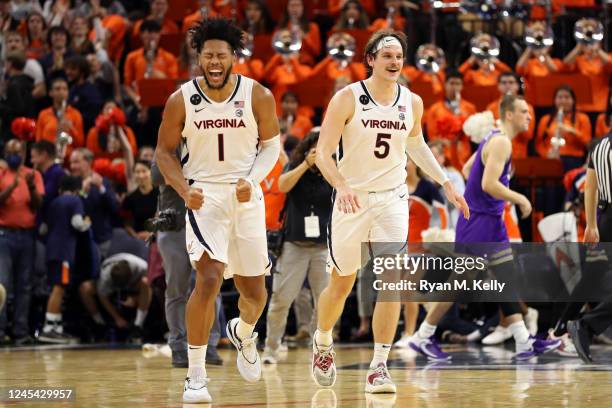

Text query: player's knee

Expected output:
[194,269,223,296]
[79,280,95,296]
[328,276,354,299]
[241,284,268,307]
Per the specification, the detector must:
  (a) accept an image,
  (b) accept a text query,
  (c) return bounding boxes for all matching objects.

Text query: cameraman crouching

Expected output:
[150,153,223,367]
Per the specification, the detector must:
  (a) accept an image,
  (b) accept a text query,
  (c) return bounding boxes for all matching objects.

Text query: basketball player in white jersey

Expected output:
[156,18,280,403]
[311,30,469,393]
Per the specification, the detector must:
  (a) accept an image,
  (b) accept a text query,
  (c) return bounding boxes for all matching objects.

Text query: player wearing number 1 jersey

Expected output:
[311,30,469,394]
[156,18,280,404]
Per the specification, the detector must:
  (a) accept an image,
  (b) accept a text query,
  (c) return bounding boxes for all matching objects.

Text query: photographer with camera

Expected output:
[150,155,223,367]
[262,129,332,364]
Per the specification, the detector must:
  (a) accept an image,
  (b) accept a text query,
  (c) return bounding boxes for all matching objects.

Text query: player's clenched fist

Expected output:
[235,178,252,202]
[184,187,204,209]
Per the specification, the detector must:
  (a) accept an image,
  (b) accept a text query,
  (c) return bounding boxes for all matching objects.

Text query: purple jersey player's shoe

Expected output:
[408,334,452,361]
[515,336,562,360]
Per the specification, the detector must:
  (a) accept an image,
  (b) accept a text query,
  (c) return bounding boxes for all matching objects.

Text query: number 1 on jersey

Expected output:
[218,133,224,161]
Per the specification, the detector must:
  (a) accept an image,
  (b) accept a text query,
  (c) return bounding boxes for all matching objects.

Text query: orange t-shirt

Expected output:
[425,100,476,170]
[402,66,445,103]
[26,38,46,60]
[263,54,312,107]
[131,18,179,44]
[595,113,610,138]
[86,126,138,160]
[459,60,511,87]
[284,114,313,140]
[274,23,321,66]
[89,14,127,63]
[408,185,448,244]
[124,47,179,91]
[535,112,592,158]
[516,58,563,104]
[368,16,406,33]
[262,160,286,231]
[182,9,219,33]
[311,56,367,82]
[564,54,612,112]
[233,59,265,83]
[0,166,45,229]
[503,202,522,243]
[486,98,536,159]
[35,106,85,149]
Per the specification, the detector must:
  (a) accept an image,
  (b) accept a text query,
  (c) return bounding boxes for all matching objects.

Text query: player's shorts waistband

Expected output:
[187,179,240,186]
[352,184,405,196]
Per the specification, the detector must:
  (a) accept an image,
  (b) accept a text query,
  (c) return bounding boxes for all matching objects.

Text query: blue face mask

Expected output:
[5,154,22,170]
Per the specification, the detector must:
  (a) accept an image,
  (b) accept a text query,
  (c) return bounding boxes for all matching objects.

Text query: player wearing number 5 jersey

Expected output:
[155,18,280,404]
[311,30,469,394]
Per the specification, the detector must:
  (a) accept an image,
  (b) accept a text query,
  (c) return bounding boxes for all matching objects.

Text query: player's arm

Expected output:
[155,90,203,209]
[235,82,281,202]
[407,94,469,219]
[583,168,599,243]
[315,86,360,213]
[481,137,531,218]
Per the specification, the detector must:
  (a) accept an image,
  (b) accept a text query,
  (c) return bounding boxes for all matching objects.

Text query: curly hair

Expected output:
[189,17,245,53]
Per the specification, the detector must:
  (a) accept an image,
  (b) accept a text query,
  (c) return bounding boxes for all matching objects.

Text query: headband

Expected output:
[374,36,402,53]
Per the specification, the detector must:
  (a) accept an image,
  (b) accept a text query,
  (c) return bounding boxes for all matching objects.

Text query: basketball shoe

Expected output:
[365,363,396,393]
[515,336,562,360]
[408,334,451,361]
[311,337,336,387]
[226,318,262,382]
[183,376,212,403]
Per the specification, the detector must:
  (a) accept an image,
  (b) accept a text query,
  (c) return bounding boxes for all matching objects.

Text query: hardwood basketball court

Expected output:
[2,344,612,407]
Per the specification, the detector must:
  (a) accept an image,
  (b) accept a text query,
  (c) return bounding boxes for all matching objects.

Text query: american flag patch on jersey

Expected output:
[234,101,244,108]
[398,105,406,112]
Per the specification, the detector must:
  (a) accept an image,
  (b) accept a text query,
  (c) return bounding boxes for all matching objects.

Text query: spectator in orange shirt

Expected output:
[486,72,535,159]
[276,0,321,66]
[240,0,275,35]
[0,138,44,346]
[516,43,562,103]
[459,34,512,86]
[279,92,313,140]
[261,152,288,232]
[233,44,265,82]
[368,0,408,32]
[332,0,371,30]
[183,0,219,33]
[123,19,178,119]
[24,11,47,60]
[594,88,612,138]
[425,70,476,170]
[131,0,179,45]
[536,85,592,172]
[401,43,446,101]
[87,101,138,162]
[35,77,85,162]
[88,1,128,64]
[263,32,312,105]
[563,37,611,112]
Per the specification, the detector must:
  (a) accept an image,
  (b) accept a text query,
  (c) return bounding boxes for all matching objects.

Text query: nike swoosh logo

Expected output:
[362,107,374,112]
[195,107,206,113]
[399,193,406,198]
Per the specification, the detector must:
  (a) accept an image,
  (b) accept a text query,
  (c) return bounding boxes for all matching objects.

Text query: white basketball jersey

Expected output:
[180,75,259,183]
[338,81,413,192]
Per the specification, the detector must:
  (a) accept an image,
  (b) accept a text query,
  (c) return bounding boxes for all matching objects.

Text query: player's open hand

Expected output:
[336,184,360,214]
[236,178,252,203]
[184,187,204,210]
[443,181,470,220]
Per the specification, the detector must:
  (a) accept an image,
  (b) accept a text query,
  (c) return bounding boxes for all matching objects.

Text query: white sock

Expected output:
[508,321,530,344]
[93,313,104,325]
[236,318,255,341]
[315,329,333,348]
[187,344,207,378]
[418,322,437,339]
[134,309,148,328]
[370,343,391,368]
[44,313,62,332]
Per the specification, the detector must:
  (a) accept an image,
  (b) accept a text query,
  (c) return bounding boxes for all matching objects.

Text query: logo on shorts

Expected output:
[359,95,370,105]
[187,241,196,255]
[190,94,202,105]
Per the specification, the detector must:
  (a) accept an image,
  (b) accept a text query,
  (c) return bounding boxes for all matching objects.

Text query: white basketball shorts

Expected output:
[185,181,271,279]
[327,183,409,276]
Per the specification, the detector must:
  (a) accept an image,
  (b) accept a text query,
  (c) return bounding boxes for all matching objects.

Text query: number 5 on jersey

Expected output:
[375,133,391,159]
